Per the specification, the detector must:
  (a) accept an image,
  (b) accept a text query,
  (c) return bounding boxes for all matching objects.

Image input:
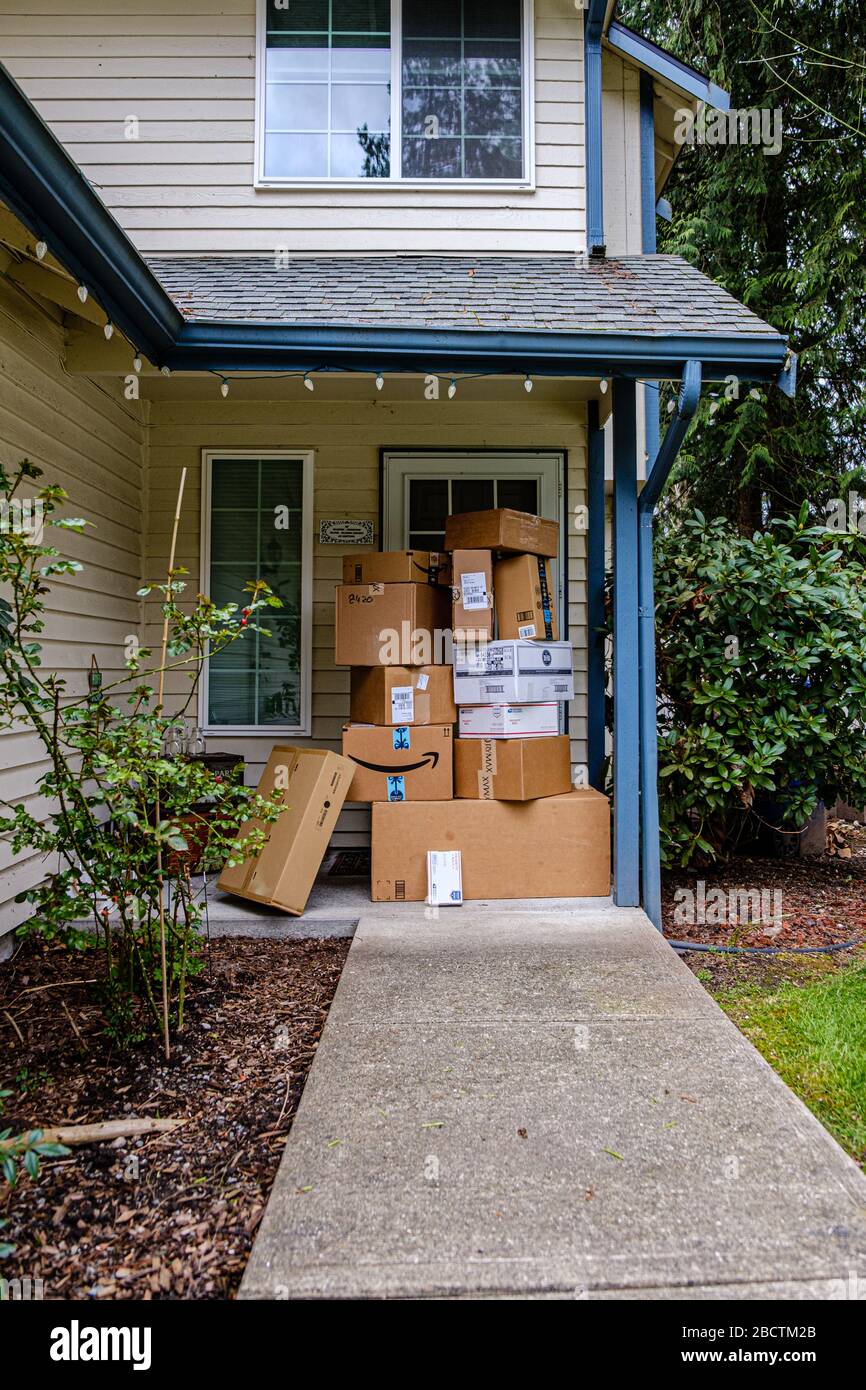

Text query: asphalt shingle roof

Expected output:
[145,253,781,340]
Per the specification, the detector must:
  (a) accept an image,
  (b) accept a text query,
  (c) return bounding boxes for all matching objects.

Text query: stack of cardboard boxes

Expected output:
[336,550,456,803]
[340,509,610,904]
[220,508,610,915]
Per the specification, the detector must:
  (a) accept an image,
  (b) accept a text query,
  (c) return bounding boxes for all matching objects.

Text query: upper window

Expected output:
[258,0,530,183]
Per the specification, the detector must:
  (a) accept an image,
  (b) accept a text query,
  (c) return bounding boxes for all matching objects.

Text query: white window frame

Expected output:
[255,0,536,189]
[199,449,314,739]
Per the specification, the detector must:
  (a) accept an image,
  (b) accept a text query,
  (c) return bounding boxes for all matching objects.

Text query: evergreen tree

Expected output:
[620,0,866,529]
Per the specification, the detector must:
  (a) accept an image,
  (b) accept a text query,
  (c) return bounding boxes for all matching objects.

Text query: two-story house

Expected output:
[0,0,793,945]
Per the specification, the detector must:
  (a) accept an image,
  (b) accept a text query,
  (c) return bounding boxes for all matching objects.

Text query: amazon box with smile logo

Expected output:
[342,724,453,801]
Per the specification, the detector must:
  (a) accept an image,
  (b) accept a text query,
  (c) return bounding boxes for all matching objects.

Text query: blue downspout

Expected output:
[587,400,606,791]
[584,0,607,255]
[613,380,640,906]
[638,360,703,928]
[639,68,661,566]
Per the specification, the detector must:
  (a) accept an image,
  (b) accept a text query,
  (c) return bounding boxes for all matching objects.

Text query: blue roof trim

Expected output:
[0,63,182,361]
[170,320,788,383]
[606,20,730,111]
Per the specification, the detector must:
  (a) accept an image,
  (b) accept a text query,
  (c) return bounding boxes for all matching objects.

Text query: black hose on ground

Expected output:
[668,938,862,956]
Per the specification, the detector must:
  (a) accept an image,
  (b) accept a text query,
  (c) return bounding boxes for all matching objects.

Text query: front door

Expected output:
[381,451,565,625]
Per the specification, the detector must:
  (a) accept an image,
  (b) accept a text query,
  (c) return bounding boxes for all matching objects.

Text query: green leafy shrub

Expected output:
[652,508,866,865]
[0,459,285,1051]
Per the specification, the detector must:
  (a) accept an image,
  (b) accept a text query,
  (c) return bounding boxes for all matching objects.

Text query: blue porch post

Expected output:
[612,380,640,906]
[586,400,606,791]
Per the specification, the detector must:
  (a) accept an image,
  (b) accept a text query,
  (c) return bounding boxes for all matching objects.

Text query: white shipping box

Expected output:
[458,703,561,738]
[453,638,574,704]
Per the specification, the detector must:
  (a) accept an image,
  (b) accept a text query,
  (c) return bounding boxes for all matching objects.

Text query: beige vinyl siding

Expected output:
[0,0,587,255]
[144,384,588,845]
[0,273,146,939]
[602,48,643,257]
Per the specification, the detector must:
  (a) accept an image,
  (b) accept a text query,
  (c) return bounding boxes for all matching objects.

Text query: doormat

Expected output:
[325,849,371,877]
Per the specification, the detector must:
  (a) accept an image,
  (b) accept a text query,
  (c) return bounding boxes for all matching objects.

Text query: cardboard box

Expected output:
[451,549,494,641]
[372,789,610,901]
[350,665,457,726]
[342,550,450,587]
[453,638,574,704]
[444,507,559,558]
[458,703,561,738]
[342,723,453,802]
[495,553,558,641]
[455,735,572,799]
[218,747,353,915]
[335,582,451,666]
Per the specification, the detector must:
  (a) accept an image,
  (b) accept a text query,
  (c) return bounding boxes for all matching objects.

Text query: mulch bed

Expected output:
[662,824,866,952]
[0,936,349,1300]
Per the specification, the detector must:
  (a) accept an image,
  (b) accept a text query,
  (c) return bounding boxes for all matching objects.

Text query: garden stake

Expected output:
[155,466,187,1060]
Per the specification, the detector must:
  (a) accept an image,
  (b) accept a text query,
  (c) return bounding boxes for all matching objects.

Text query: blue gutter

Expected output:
[0,64,181,362]
[584,0,607,255]
[607,20,730,111]
[169,320,789,383]
[638,359,703,929]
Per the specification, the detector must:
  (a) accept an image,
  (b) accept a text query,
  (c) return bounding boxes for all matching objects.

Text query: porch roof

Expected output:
[147,253,774,341]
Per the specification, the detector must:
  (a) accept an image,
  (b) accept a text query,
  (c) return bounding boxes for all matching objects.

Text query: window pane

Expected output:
[332,0,390,31]
[331,130,390,178]
[207,457,306,729]
[452,478,495,513]
[331,81,390,131]
[264,3,390,179]
[266,81,328,131]
[266,0,328,34]
[400,1,524,180]
[409,479,449,532]
[464,0,521,39]
[402,136,461,178]
[464,136,522,178]
[497,478,539,512]
[265,132,327,177]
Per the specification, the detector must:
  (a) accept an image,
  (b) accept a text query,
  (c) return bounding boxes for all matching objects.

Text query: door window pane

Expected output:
[409,478,449,532]
[497,477,539,513]
[263,0,390,178]
[207,457,306,728]
[452,478,495,514]
[401,0,523,179]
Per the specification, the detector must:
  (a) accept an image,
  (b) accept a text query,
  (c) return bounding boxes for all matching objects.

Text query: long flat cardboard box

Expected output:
[342,723,453,801]
[218,747,353,915]
[455,735,572,799]
[350,664,457,726]
[444,507,559,558]
[371,790,610,901]
[495,553,558,641]
[453,638,574,704]
[342,550,451,587]
[458,703,560,738]
[335,582,451,666]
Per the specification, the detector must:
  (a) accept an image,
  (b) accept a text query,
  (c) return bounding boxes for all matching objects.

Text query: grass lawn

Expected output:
[699,953,866,1169]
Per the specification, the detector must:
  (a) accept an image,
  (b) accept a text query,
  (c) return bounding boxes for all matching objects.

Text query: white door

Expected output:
[381,450,565,624]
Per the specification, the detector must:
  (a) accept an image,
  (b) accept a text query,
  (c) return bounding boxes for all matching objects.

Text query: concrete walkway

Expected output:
[240,903,866,1300]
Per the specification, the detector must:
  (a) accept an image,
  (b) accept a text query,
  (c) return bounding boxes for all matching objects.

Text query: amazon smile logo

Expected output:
[347,751,440,774]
